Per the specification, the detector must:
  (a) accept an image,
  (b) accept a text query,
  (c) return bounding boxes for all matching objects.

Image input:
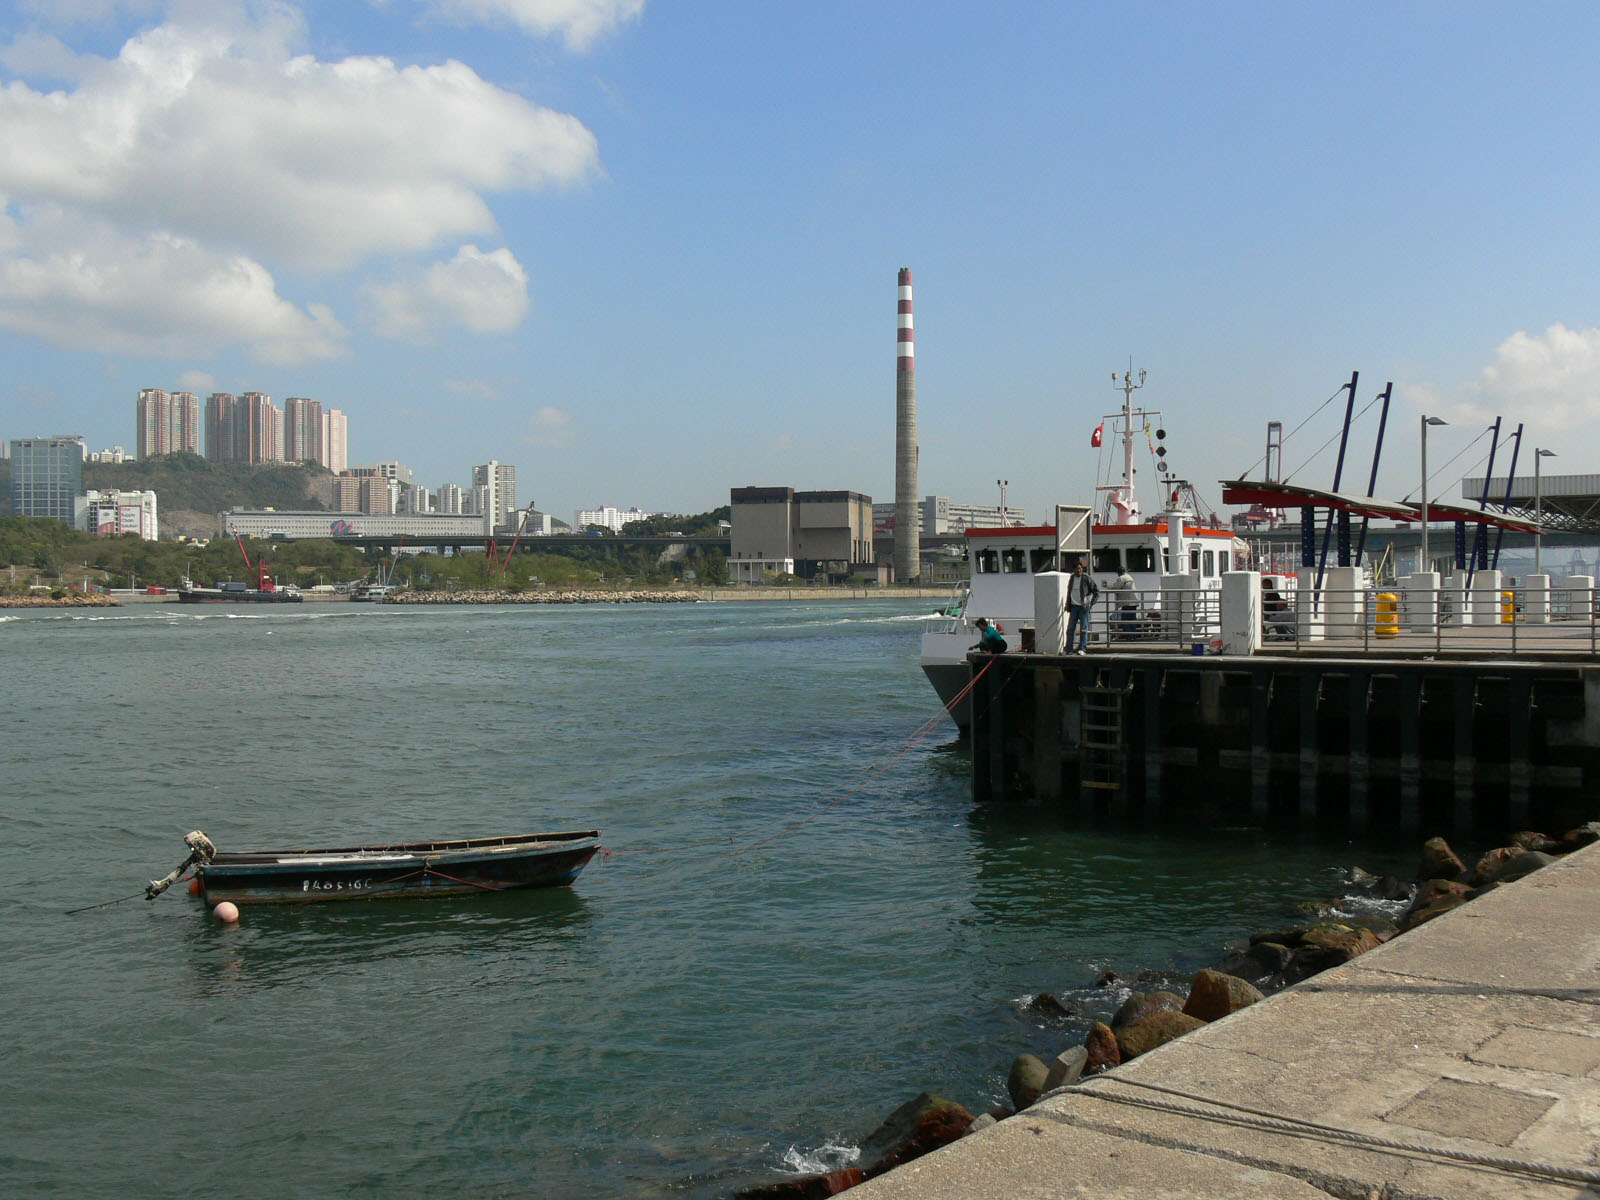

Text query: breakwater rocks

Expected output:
[0,593,119,608]
[740,820,1600,1199]
[379,589,702,605]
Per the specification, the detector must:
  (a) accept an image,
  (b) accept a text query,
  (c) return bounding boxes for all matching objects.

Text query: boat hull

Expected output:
[178,588,303,604]
[197,831,601,904]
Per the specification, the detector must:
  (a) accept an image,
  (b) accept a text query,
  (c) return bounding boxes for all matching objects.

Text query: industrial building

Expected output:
[728,487,874,583]
[8,435,85,524]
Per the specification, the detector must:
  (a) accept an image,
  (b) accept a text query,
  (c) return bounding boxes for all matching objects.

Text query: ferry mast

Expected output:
[1113,365,1145,519]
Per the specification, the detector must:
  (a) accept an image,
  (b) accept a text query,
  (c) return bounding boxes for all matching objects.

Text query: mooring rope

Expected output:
[1074,1074,1600,1187]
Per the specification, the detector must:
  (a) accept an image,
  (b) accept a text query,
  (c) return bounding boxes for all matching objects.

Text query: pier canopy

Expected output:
[1219,480,1416,521]
[1410,499,1542,533]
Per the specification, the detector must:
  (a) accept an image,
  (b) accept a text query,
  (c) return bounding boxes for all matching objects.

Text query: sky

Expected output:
[3,1,1600,525]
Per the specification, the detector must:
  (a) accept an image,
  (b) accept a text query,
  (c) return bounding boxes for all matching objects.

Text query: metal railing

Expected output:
[1260,584,1600,657]
[1094,588,1222,653]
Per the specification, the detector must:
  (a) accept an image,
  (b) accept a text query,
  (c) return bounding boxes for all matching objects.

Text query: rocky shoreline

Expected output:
[380,588,703,604]
[737,822,1600,1199]
[0,593,120,608]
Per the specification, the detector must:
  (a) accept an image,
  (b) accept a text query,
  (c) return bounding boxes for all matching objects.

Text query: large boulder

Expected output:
[1419,836,1466,881]
[1083,1022,1121,1075]
[1562,822,1600,849]
[1246,941,1293,974]
[1110,990,1185,1031]
[1043,1046,1088,1092]
[1007,1053,1049,1111]
[1292,921,1382,979]
[1488,851,1556,884]
[1182,969,1264,1023]
[1470,846,1521,886]
[1115,1010,1207,1061]
[1511,830,1561,853]
[858,1093,973,1178]
[735,1168,865,1198]
[1402,892,1470,930]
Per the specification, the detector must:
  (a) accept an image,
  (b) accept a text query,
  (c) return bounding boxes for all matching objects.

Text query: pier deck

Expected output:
[854,841,1600,1199]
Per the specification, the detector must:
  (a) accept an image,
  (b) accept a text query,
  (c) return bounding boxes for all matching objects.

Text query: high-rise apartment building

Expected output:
[472,461,517,531]
[205,393,237,462]
[136,388,200,459]
[436,482,463,515]
[232,392,282,464]
[284,397,323,465]
[9,435,86,524]
[322,408,348,473]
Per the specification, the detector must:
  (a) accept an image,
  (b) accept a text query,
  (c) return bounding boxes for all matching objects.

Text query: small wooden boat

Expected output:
[146,829,601,905]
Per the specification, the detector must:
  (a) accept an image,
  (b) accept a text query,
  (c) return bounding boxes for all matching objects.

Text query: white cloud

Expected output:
[0,20,599,272]
[1408,323,1600,432]
[0,7,604,359]
[429,0,645,50]
[365,244,530,340]
[523,405,575,447]
[176,368,216,392]
[0,211,349,363]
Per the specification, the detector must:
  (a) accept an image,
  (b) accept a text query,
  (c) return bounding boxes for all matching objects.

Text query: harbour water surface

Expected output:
[1,600,1410,1197]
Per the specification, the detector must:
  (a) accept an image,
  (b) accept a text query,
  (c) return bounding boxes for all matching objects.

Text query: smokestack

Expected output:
[894,267,919,582]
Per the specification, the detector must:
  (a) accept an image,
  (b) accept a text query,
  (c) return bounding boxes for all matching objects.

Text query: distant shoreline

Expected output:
[1,585,955,608]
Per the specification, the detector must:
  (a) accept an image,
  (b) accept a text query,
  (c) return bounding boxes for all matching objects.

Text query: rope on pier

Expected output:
[1073,1075,1600,1187]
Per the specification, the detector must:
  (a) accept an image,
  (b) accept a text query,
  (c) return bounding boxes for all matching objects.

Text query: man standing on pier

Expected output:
[1066,559,1099,654]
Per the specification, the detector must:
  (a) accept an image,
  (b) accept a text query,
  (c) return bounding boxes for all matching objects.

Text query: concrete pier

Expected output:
[971,651,1600,836]
[853,842,1600,1199]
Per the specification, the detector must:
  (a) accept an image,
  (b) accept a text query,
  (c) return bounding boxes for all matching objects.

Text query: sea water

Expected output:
[0,601,1410,1197]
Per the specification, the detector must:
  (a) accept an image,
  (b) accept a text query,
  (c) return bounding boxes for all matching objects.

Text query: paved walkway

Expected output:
[854,843,1600,1199]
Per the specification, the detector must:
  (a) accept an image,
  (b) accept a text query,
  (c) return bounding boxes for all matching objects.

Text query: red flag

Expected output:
[1091,424,1104,448]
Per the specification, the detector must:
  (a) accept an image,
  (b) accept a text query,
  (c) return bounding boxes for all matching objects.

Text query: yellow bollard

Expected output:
[1501,590,1516,624]
[1376,592,1399,638]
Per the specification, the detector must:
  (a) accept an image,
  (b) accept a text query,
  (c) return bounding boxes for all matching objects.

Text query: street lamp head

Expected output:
[1424,416,1447,427]
[1537,447,1557,458]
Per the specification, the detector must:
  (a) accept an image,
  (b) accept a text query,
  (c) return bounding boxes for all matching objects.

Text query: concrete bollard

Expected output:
[1033,571,1069,654]
[1558,575,1594,622]
[1470,569,1503,626]
[1219,571,1262,655]
[1524,574,1550,624]
[1324,565,1363,636]
[1403,571,1441,632]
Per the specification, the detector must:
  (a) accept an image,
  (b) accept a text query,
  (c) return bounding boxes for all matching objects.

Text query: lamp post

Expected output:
[1420,415,1447,573]
[997,479,1009,526]
[1535,448,1556,576]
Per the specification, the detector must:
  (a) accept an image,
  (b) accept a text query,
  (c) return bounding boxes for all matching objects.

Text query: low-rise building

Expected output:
[77,490,158,539]
[221,510,490,541]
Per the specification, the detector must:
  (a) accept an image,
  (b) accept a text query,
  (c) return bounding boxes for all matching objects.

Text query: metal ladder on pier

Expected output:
[1079,682,1129,794]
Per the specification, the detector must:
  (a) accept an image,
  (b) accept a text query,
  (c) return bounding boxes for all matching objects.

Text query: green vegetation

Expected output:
[0,505,732,592]
[0,453,328,520]
[618,506,729,537]
[84,453,331,515]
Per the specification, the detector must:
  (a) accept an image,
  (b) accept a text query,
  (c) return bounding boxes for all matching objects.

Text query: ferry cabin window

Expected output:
[1204,549,1217,576]
[1001,548,1028,573]
[1190,548,1200,572]
[1092,547,1122,573]
[1030,548,1057,573]
[975,549,1000,574]
[1126,548,1155,572]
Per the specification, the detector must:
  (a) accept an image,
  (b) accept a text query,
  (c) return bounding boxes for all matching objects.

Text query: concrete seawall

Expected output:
[854,843,1600,1199]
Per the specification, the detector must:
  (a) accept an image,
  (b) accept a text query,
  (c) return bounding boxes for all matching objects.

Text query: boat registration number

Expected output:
[302,878,372,893]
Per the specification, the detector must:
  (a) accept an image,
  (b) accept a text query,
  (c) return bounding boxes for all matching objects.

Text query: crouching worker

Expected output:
[973,617,1007,654]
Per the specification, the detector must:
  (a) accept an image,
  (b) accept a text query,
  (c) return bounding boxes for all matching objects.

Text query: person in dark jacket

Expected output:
[1066,560,1099,654]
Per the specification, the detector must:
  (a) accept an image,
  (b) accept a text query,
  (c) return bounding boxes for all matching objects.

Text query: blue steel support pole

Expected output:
[1468,417,1502,583]
[1316,371,1359,587]
[1491,424,1524,570]
[1354,382,1392,565]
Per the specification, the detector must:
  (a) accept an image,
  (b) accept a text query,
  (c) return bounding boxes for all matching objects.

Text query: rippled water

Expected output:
[0,601,1409,1197]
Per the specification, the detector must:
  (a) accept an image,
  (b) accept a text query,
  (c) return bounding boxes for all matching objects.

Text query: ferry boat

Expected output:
[920,372,1242,729]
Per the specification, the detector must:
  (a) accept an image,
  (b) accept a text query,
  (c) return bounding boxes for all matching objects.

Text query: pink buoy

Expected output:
[213,901,240,923]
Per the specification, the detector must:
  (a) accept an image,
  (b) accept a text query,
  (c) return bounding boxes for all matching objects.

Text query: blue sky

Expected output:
[3,1,1599,525]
